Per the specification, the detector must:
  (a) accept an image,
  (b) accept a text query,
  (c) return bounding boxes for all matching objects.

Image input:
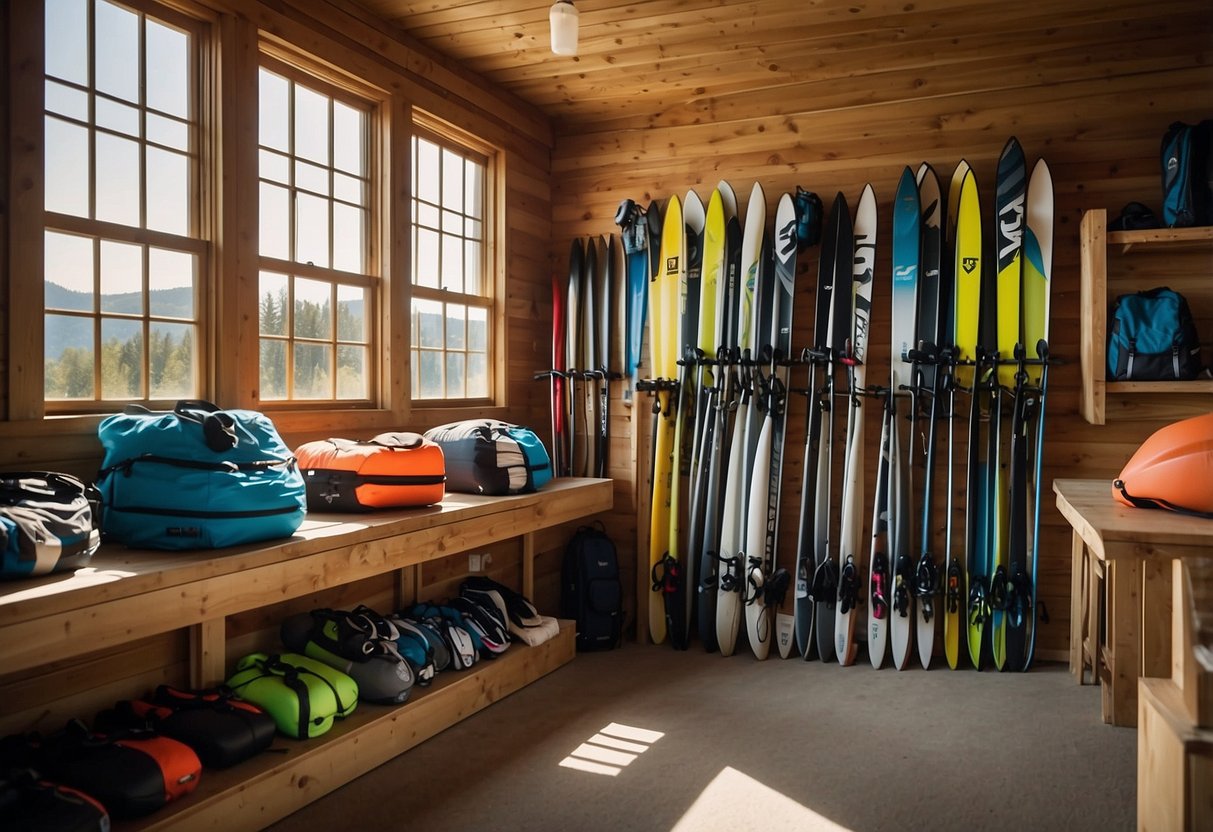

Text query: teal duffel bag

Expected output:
[96,400,307,550]
[226,652,357,740]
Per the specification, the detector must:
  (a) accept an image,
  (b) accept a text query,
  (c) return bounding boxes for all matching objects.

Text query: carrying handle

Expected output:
[174,399,222,419]
[173,400,239,452]
[367,431,425,450]
[121,400,240,452]
[0,471,87,496]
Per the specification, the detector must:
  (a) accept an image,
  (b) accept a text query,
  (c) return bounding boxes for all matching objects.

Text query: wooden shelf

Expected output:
[0,478,611,832]
[1079,209,1213,425]
[0,478,612,676]
[125,623,575,832]
[1107,224,1213,254]
[1105,380,1213,394]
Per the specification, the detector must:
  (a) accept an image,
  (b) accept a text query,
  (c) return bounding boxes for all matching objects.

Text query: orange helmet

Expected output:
[1112,411,1213,517]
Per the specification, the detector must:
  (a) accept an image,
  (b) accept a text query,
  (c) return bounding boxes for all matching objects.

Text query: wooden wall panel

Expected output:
[547,4,1213,657]
[0,631,190,737]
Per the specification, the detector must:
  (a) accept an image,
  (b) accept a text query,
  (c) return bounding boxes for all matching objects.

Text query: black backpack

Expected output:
[561,524,622,651]
[1161,120,1213,227]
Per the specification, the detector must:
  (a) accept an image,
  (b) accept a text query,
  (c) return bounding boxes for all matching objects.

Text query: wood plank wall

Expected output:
[547,1,1213,659]
[0,0,578,736]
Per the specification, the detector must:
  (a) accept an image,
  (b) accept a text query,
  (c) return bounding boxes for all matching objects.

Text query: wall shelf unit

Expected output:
[0,478,613,832]
[1079,209,1213,425]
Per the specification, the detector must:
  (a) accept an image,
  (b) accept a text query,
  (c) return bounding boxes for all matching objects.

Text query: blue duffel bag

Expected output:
[96,400,306,550]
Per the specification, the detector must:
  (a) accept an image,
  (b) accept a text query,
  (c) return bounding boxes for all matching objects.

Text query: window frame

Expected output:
[39,0,211,415]
[254,54,381,408]
[409,116,500,407]
[4,1,510,434]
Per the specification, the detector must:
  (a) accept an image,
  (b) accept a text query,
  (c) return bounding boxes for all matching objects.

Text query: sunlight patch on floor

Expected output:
[558,722,665,776]
[670,766,854,832]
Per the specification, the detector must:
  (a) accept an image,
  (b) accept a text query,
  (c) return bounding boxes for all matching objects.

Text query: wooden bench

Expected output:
[1054,478,1213,727]
[0,477,613,831]
[1137,559,1213,830]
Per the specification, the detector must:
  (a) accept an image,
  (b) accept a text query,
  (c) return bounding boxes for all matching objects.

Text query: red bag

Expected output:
[2,721,201,818]
[96,685,276,769]
[296,432,446,511]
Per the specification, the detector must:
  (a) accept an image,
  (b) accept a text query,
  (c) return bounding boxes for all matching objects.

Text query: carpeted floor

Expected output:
[267,645,1134,832]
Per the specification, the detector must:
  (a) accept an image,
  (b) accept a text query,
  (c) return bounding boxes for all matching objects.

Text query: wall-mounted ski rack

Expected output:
[635,377,680,415]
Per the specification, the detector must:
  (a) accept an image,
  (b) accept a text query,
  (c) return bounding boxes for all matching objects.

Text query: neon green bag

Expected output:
[226,652,357,739]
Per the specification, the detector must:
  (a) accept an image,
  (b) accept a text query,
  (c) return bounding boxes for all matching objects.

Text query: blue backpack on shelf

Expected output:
[1161,120,1212,228]
[96,400,307,550]
[1107,288,1203,381]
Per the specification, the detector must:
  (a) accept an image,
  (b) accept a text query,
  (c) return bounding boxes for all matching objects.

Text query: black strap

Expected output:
[914,555,939,622]
[1113,479,1213,519]
[1007,566,1034,629]
[870,552,889,620]
[968,579,989,627]
[744,554,764,605]
[717,552,743,594]
[809,558,839,609]
[651,553,681,595]
[946,558,962,614]
[989,565,1009,612]
[892,555,912,618]
[763,567,791,607]
[838,556,860,615]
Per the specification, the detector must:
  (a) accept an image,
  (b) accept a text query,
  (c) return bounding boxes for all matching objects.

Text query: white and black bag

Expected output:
[422,419,552,495]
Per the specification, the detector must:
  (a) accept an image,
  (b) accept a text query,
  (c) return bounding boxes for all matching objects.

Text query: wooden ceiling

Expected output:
[339,0,1209,130]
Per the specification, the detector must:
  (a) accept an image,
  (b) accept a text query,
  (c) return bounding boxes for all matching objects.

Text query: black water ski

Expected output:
[794,199,834,659]
[810,193,853,662]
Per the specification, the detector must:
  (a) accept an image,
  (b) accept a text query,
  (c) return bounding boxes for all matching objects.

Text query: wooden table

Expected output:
[1054,478,1213,727]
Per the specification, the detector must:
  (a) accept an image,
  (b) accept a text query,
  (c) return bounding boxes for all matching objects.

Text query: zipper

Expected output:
[102,454,295,478]
[108,504,300,519]
[349,474,445,486]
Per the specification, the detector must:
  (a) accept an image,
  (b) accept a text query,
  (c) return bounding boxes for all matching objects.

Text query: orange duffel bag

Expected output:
[295,432,445,512]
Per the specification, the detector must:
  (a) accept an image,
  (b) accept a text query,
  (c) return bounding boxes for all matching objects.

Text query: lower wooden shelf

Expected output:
[125,622,575,832]
[1106,380,1213,394]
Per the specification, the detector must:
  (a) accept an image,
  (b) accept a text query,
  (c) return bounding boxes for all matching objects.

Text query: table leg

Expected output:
[1070,531,1086,683]
[1107,558,1142,727]
[1141,556,1172,679]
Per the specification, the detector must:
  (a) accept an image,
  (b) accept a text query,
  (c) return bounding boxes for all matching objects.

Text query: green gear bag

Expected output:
[226,652,357,740]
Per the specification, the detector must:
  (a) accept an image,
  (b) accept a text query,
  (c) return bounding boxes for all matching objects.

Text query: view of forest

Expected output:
[44,281,488,400]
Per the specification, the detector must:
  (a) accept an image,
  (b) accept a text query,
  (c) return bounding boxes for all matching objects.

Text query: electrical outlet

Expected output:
[468,554,482,572]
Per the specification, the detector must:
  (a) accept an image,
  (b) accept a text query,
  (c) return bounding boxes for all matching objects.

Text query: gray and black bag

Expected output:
[0,472,100,579]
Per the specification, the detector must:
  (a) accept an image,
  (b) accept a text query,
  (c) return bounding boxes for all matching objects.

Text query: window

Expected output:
[257,63,374,402]
[411,128,492,401]
[42,0,203,406]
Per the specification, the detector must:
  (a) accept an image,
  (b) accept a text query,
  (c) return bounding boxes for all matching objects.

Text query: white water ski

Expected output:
[715,182,766,656]
[835,184,877,667]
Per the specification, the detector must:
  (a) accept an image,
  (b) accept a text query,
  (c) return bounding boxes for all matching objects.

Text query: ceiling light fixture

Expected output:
[549,0,579,57]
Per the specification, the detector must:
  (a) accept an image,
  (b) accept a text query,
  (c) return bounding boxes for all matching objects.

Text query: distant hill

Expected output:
[44,283,196,358]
